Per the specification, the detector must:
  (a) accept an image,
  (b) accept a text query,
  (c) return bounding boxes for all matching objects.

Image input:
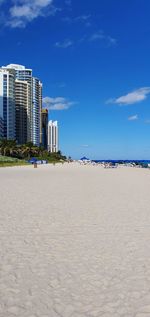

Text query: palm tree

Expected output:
[0,139,17,156]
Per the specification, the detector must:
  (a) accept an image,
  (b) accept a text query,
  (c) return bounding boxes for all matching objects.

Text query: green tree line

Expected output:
[0,139,66,162]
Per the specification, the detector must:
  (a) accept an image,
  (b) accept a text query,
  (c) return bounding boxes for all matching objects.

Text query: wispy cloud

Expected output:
[62,16,72,23]
[65,0,71,6]
[62,13,91,27]
[81,144,90,148]
[90,30,104,41]
[145,119,150,124]
[75,15,91,27]
[74,14,92,27]
[49,82,67,89]
[128,115,138,121]
[89,30,117,46]
[55,29,116,49]
[75,14,91,22]
[55,39,73,48]
[0,0,59,28]
[57,82,66,88]
[107,87,150,105]
[43,96,76,110]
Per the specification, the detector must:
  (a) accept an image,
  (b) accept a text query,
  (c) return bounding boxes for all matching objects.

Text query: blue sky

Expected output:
[1,0,150,159]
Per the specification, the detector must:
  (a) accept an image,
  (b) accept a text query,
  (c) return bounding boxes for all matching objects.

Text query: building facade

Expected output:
[15,79,30,145]
[41,109,48,149]
[0,116,4,139]
[2,64,42,146]
[32,77,42,147]
[0,69,16,140]
[3,64,33,143]
[48,120,58,153]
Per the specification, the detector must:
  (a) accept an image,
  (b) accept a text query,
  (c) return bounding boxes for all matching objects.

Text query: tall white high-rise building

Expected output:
[15,79,30,145]
[2,64,42,146]
[32,77,42,146]
[3,64,33,143]
[48,120,58,152]
[0,68,16,140]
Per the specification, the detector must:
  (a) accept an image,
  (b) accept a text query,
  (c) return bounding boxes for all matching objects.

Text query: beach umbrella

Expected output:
[80,156,90,161]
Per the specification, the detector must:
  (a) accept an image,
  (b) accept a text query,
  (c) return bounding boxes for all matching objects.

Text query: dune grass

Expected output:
[0,156,28,167]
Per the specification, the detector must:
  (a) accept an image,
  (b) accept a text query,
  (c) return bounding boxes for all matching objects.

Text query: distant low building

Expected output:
[48,120,58,153]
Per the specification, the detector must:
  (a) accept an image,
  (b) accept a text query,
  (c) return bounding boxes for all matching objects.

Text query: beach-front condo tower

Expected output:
[15,80,30,145]
[2,64,32,142]
[2,64,42,146]
[48,120,58,152]
[0,116,4,139]
[0,69,16,140]
[4,64,33,82]
[41,108,48,149]
[32,78,42,147]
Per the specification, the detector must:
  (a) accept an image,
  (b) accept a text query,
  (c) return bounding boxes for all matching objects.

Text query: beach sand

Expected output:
[0,163,150,317]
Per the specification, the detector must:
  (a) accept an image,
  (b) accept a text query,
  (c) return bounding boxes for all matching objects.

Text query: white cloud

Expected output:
[107,87,150,105]
[128,115,138,121]
[55,39,73,48]
[43,96,76,110]
[2,0,58,28]
[90,30,117,46]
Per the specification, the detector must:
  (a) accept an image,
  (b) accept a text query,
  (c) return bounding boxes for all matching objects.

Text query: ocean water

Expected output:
[92,160,150,164]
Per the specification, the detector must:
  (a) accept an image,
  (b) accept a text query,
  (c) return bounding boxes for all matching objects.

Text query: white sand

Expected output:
[0,163,150,317]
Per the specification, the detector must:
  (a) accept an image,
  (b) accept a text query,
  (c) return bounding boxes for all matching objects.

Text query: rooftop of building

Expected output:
[48,120,58,126]
[42,109,48,113]
[2,64,32,71]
